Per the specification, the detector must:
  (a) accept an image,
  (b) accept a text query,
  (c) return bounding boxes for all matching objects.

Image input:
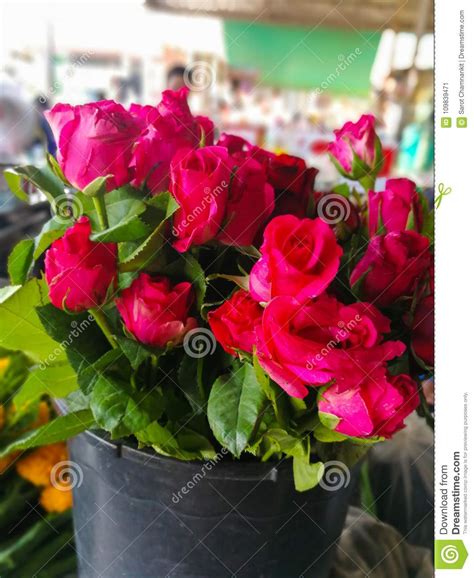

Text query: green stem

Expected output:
[359,174,376,193]
[93,195,109,230]
[90,308,117,349]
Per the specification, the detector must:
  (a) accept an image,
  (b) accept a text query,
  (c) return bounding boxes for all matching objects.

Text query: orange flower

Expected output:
[16,443,68,487]
[40,485,73,513]
[0,404,5,431]
[32,401,51,428]
[0,357,9,376]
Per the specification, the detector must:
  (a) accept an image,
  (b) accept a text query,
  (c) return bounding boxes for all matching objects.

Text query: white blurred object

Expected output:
[0,75,36,163]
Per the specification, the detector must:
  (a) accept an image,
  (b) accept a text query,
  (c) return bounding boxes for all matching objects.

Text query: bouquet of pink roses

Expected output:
[0,89,433,491]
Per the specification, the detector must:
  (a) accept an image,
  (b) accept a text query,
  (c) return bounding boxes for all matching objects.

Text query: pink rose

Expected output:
[217,156,274,246]
[328,114,381,179]
[216,133,251,155]
[368,178,422,236]
[250,215,342,302]
[45,101,140,191]
[208,290,263,355]
[157,87,196,127]
[256,295,405,398]
[45,217,117,312]
[264,153,318,218]
[195,115,215,146]
[411,295,434,367]
[115,274,197,348]
[218,137,317,218]
[170,146,231,252]
[130,89,204,195]
[350,231,431,306]
[319,373,419,439]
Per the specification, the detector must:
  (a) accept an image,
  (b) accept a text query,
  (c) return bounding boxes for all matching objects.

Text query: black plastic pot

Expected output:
[68,430,355,578]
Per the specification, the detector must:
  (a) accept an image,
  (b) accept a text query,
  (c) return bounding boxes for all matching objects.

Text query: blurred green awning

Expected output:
[224,21,381,96]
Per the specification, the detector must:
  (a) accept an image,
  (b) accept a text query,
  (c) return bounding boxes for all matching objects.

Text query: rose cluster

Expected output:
[43,92,433,444]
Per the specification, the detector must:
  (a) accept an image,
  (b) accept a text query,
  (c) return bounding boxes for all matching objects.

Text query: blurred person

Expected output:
[167,65,186,91]
[32,96,56,156]
[0,75,36,164]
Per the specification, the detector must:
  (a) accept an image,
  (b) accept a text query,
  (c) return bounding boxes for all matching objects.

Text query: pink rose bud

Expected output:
[249,215,342,303]
[115,274,197,348]
[170,146,231,252]
[45,101,141,192]
[368,178,423,236]
[328,114,382,181]
[45,217,117,312]
[208,290,263,356]
[319,373,419,439]
[350,231,431,306]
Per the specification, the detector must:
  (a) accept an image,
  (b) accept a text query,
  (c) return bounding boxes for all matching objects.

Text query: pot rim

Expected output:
[79,427,295,482]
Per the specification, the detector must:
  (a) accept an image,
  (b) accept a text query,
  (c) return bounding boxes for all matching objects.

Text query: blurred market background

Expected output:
[0,0,433,280]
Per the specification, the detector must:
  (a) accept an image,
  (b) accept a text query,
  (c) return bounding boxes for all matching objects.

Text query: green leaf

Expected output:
[208,362,267,457]
[77,186,147,231]
[90,374,164,438]
[332,183,352,198]
[116,336,154,370]
[253,355,288,427]
[8,239,35,285]
[314,421,347,443]
[0,410,95,458]
[206,273,249,292]
[319,410,341,430]
[36,304,109,377]
[82,175,111,198]
[184,254,207,312]
[33,219,67,259]
[118,192,180,272]
[4,165,64,205]
[136,422,215,460]
[135,421,186,459]
[293,458,325,492]
[176,428,216,460]
[13,363,78,410]
[146,191,180,218]
[47,153,69,185]
[0,280,61,364]
[76,348,124,395]
[178,355,205,414]
[118,219,168,272]
[91,214,151,243]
